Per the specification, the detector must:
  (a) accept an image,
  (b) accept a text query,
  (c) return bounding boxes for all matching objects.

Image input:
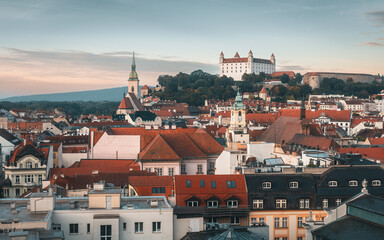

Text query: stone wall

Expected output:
[303,72,378,89]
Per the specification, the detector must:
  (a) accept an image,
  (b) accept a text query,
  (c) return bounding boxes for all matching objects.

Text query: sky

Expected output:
[0,0,383,98]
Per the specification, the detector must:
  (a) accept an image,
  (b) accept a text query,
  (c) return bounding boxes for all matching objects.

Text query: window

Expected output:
[15,189,20,197]
[181,164,186,174]
[19,164,23,168]
[87,223,90,234]
[154,168,163,176]
[209,162,215,170]
[298,237,303,240]
[274,217,280,228]
[197,164,203,173]
[123,222,126,231]
[152,222,161,232]
[167,168,174,176]
[336,198,342,206]
[226,181,236,188]
[100,225,111,240]
[372,180,381,186]
[262,182,271,189]
[69,224,78,234]
[289,181,298,188]
[299,199,310,209]
[211,181,216,188]
[251,218,256,224]
[282,238,287,240]
[349,180,358,187]
[276,199,287,209]
[253,199,263,209]
[187,201,199,207]
[3,189,9,197]
[38,175,42,183]
[282,217,288,228]
[52,224,61,231]
[231,216,240,225]
[15,175,20,184]
[152,187,165,194]
[323,199,328,209]
[259,218,264,224]
[298,217,303,228]
[200,180,205,187]
[207,217,217,223]
[186,180,191,187]
[24,175,34,183]
[35,163,38,168]
[328,181,337,187]
[227,200,238,208]
[207,200,218,208]
[26,162,32,169]
[135,222,143,233]
[145,168,151,172]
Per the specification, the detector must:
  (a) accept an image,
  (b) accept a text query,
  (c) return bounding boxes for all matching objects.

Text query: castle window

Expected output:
[262,182,271,189]
[289,181,298,189]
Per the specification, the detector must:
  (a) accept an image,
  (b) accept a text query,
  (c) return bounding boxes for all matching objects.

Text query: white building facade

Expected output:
[219,51,276,81]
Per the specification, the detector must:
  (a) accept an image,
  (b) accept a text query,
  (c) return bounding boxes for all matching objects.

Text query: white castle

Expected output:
[219,50,276,80]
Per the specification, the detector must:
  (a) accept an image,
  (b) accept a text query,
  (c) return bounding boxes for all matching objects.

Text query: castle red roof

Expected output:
[271,71,295,78]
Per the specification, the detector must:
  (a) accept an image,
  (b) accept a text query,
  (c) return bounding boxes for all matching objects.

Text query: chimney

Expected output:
[300,98,306,120]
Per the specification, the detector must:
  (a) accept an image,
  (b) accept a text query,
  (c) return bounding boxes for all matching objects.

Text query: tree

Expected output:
[281,74,290,84]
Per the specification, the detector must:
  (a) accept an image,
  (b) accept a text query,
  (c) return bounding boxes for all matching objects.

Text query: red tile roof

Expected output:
[62,147,87,153]
[174,175,247,207]
[215,111,231,118]
[368,138,384,145]
[338,147,384,163]
[129,176,174,199]
[139,135,181,161]
[351,118,380,128]
[277,109,351,122]
[77,159,140,170]
[246,113,276,124]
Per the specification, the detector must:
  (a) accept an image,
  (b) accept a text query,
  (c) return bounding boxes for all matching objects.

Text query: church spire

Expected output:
[131,51,136,72]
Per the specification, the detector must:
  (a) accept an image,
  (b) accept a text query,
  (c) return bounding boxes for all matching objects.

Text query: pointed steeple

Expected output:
[129,52,138,81]
[131,51,136,71]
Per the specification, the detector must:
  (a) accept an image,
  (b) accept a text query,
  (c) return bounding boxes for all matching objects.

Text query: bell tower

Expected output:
[127,52,140,99]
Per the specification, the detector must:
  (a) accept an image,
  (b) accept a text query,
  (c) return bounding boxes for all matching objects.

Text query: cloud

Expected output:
[277,65,311,72]
[0,48,217,98]
[366,10,384,26]
[357,41,384,47]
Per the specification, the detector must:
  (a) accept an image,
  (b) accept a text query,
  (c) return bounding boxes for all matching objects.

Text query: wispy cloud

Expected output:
[366,10,384,26]
[357,41,384,47]
[0,48,217,98]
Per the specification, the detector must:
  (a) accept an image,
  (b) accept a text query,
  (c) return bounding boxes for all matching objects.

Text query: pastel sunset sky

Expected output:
[1,0,383,98]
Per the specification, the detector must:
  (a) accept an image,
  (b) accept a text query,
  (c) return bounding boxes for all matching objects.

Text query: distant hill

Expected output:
[0,86,145,102]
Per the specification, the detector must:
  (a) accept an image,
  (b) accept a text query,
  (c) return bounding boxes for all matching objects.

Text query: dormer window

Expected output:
[372,180,381,187]
[207,200,218,208]
[26,162,32,169]
[227,200,238,208]
[328,181,337,187]
[372,180,381,186]
[187,201,198,207]
[349,180,358,187]
[289,181,299,189]
[262,182,271,189]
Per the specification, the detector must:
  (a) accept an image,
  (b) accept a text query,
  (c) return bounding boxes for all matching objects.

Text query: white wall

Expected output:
[62,153,87,168]
[247,142,275,162]
[173,216,203,240]
[92,134,140,159]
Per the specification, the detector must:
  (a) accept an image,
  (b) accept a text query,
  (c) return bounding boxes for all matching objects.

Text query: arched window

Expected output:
[328,181,337,187]
[372,180,381,186]
[35,163,39,168]
[26,162,32,169]
[289,181,299,189]
[131,86,134,92]
[262,182,271,189]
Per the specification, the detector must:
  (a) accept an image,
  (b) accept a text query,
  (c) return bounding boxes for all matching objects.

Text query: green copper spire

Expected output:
[233,90,244,110]
[128,51,138,81]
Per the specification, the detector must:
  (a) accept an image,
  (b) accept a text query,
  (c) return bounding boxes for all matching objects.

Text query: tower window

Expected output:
[131,86,134,92]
